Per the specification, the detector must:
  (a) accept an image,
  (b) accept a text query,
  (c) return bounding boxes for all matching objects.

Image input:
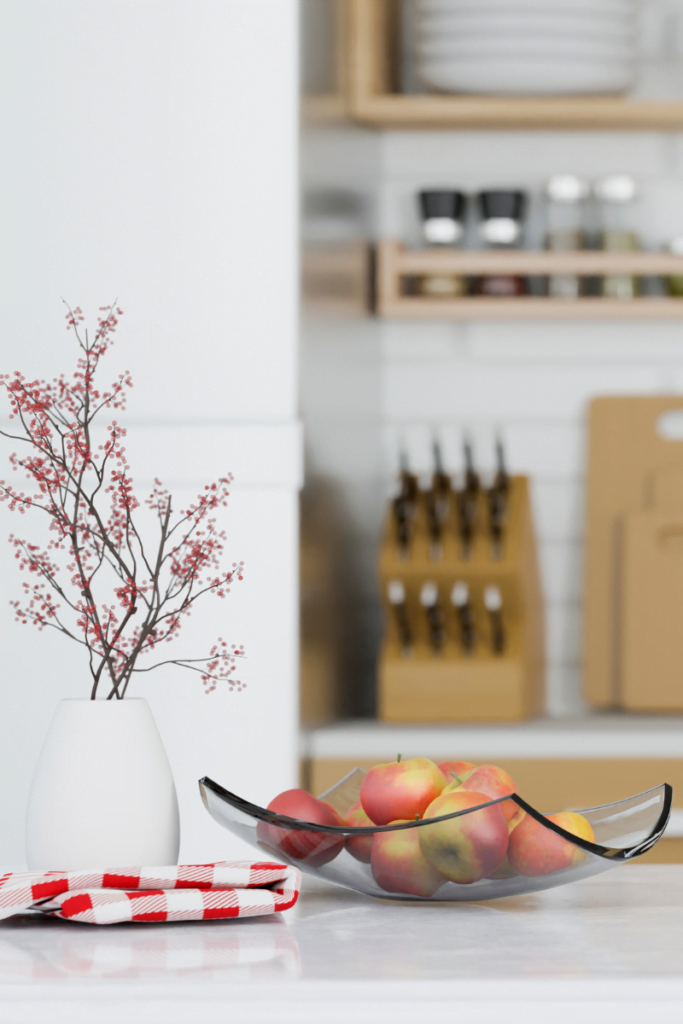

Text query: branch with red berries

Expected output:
[0,302,244,699]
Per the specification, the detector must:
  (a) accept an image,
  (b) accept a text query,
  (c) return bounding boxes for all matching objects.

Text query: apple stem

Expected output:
[397,753,402,762]
[450,771,462,785]
[415,813,419,821]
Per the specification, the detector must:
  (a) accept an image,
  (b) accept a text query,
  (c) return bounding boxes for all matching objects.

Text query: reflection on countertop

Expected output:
[0,866,683,984]
[0,912,300,983]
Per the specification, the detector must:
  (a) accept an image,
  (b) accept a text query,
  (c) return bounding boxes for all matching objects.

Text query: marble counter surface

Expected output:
[1,865,682,1023]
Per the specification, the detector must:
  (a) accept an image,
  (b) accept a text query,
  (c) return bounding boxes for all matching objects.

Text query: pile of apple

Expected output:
[260,757,595,898]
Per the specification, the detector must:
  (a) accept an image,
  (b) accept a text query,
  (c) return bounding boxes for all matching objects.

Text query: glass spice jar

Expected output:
[545,174,589,299]
[666,236,683,297]
[594,175,640,300]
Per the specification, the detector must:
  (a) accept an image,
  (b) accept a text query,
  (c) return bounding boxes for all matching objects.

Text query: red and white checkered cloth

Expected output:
[0,861,301,925]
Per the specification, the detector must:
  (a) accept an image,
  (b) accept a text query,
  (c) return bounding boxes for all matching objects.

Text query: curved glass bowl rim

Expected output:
[199,776,672,863]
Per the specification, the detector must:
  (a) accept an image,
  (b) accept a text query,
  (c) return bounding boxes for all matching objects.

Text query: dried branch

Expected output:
[0,303,244,698]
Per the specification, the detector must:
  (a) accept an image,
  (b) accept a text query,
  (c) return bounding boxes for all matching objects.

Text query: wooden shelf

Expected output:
[378,298,683,322]
[346,0,683,131]
[351,93,683,134]
[381,245,683,276]
[376,240,683,321]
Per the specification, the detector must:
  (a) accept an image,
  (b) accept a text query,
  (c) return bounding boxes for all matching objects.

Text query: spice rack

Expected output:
[345,0,683,131]
[377,475,544,722]
[376,241,683,321]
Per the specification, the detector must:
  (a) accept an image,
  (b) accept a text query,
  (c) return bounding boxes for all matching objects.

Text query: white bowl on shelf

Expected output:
[416,56,636,95]
[418,37,635,60]
[414,0,639,95]
[417,0,636,14]
[416,13,635,40]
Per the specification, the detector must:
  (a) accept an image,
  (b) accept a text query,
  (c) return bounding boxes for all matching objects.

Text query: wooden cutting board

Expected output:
[584,396,683,707]
[621,508,683,710]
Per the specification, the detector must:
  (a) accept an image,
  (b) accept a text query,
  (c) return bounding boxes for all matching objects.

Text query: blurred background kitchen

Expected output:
[300,0,683,863]
[3,0,683,869]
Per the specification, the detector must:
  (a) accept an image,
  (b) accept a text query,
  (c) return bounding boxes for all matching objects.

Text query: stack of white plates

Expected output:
[414,0,640,96]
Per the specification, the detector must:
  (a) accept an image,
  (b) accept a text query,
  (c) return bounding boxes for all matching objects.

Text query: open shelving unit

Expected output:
[376,241,683,320]
[346,0,683,130]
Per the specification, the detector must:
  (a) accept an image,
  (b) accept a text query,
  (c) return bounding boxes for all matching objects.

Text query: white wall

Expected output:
[0,0,300,868]
[378,130,683,717]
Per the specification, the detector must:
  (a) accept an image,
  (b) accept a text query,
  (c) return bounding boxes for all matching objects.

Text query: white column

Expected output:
[0,0,300,865]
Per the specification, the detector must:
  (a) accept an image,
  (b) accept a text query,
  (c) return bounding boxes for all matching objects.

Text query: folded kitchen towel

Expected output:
[0,861,301,924]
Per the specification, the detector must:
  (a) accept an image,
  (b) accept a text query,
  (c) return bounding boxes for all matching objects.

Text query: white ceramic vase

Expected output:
[25,698,180,870]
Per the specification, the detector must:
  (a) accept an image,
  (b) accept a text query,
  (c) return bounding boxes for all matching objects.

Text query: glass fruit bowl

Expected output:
[199,770,671,902]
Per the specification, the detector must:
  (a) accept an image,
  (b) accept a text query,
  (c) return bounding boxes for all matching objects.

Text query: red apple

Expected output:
[508,810,595,877]
[360,757,445,826]
[487,805,525,879]
[437,760,476,783]
[418,789,509,883]
[343,802,375,863]
[256,788,344,867]
[444,764,519,822]
[371,821,445,897]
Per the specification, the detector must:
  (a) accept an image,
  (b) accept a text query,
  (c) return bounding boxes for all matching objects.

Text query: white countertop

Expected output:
[303,714,683,760]
[1,865,683,1023]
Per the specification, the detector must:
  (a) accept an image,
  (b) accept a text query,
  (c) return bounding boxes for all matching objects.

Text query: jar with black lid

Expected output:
[416,189,467,298]
[475,190,527,297]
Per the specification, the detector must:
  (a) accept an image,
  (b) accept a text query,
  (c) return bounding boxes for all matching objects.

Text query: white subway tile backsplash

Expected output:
[469,320,683,364]
[382,420,583,478]
[381,132,669,184]
[670,132,683,176]
[638,0,670,59]
[380,320,466,360]
[531,479,584,543]
[545,663,587,719]
[383,362,662,422]
[381,420,450,477]
[662,365,683,392]
[508,422,583,479]
[384,422,584,482]
[546,603,582,665]
[637,176,683,245]
[309,424,382,481]
[539,540,583,603]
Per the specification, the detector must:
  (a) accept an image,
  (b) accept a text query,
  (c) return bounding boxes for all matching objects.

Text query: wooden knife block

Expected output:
[377,476,545,722]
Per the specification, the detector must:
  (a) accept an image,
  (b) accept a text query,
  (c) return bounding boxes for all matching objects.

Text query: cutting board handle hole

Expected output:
[657,525,683,551]
[656,409,683,440]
